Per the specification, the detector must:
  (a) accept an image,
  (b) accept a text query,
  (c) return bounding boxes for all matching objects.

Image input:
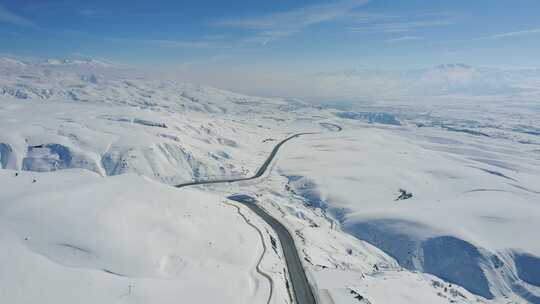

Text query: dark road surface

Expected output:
[175,132,318,304]
[229,194,317,304]
[175,132,313,188]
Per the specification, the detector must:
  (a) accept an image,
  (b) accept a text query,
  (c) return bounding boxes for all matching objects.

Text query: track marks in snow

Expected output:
[224,201,274,304]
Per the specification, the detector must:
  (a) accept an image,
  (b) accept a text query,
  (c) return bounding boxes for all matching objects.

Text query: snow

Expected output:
[1,58,539,303]
[0,169,280,303]
[273,122,540,302]
[317,270,475,304]
[308,64,540,102]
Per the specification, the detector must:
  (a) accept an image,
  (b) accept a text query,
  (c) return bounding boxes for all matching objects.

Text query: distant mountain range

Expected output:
[310,63,540,102]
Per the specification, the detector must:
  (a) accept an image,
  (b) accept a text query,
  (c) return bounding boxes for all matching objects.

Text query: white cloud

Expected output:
[215,0,370,29]
[213,0,370,44]
[241,29,301,45]
[385,36,423,43]
[0,4,34,27]
[489,28,540,39]
[78,9,109,17]
[145,39,218,49]
[351,19,456,33]
[438,27,540,46]
[105,37,229,49]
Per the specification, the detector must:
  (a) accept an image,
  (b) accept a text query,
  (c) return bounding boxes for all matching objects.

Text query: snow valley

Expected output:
[1,58,539,304]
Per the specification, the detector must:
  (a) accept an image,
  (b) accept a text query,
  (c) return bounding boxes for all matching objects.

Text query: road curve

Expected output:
[175,132,319,304]
[175,132,314,188]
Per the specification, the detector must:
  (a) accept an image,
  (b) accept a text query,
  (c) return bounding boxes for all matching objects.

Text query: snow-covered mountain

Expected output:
[41,58,116,68]
[0,58,309,184]
[311,63,540,102]
[1,58,539,304]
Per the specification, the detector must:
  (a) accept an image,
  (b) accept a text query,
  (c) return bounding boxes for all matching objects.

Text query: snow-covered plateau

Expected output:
[1,58,539,304]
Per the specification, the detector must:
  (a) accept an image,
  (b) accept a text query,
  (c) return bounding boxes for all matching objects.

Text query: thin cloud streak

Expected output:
[430,27,540,47]
[385,36,423,43]
[213,0,371,44]
[0,4,34,27]
[489,28,540,39]
[146,39,219,49]
[350,19,456,33]
[105,37,231,49]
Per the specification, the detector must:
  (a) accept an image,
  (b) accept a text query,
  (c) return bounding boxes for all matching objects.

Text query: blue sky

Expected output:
[1,0,540,69]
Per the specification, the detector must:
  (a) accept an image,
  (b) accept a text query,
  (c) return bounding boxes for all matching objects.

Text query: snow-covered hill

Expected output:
[1,58,539,304]
[0,58,311,185]
[272,124,540,302]
[0,169,281,303]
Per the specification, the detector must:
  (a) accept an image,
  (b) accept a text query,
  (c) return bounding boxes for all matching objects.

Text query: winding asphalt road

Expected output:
[175,132,318,304]
[175,132,314,188]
